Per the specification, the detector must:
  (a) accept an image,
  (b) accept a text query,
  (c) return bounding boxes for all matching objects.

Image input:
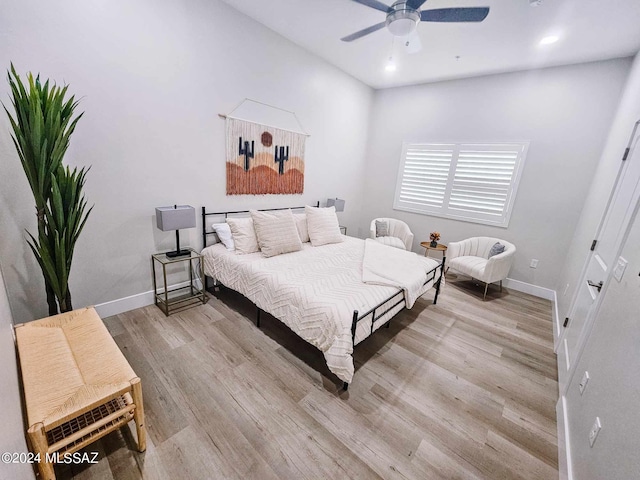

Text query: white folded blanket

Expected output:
[362,238,441,308]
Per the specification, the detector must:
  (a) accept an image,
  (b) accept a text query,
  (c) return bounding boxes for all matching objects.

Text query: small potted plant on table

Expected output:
[430,231,440,247]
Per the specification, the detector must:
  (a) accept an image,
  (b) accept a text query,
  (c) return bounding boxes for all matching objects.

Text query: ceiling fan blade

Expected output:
[350,0,392,13]
[406,0,429,9]
[402,31,422,54]
[421,7,490,23]
[341,22,387,42]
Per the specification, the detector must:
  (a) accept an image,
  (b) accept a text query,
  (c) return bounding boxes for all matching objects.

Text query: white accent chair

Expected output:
[369,218,414,251]
[447,237,516,300]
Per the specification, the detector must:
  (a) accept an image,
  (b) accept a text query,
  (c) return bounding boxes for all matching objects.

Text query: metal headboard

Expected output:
[201,201,319,249]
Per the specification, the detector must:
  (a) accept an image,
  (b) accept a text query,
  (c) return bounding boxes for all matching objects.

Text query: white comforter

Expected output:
[202,236,441,383]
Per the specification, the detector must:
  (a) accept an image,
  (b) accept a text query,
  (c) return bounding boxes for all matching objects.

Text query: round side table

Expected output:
[420,242,447,258]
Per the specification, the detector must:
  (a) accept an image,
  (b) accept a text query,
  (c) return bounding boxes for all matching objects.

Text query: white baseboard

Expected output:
[552,289,562,352]
[94,290,156,318]
[556,396,573,480]
[503,277,556,300]
[94,279,204,318]
[97,276,554,318]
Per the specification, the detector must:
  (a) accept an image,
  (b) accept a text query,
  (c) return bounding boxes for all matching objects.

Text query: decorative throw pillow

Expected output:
[305,205,343,246]
[293,213,310,243]
[488,242,505,258]
[226,217,260,254]
[250,209,302,258]
[212,223,235,250]
[375,219,389,237]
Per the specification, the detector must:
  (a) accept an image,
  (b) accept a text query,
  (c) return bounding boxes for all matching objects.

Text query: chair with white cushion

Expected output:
[369,218,414,251]
[447,237,516,300]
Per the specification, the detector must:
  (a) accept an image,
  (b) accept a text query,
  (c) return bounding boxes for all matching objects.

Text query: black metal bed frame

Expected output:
[201,204,445,391]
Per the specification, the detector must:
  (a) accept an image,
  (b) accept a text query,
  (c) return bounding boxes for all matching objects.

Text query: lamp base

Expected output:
[166,249,191,258]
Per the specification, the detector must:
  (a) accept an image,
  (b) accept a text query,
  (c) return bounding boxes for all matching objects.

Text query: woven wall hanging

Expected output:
[222,100,307,195]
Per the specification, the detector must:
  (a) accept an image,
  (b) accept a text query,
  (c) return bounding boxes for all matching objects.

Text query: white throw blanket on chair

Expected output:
[362,238,440,308]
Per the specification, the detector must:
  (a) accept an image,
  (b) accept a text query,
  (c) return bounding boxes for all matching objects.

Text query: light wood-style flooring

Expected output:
[57,274,558,479]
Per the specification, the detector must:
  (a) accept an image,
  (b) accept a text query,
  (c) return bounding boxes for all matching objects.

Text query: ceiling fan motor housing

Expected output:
[386,1,421,37]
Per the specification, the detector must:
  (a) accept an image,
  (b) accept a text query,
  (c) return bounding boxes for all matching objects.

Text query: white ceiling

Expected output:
[220,0,640,89]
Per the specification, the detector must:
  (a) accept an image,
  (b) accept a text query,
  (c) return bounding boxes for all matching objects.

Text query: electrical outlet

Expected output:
[530,259,539,268]
[589,417,602,447]
[579,371,590,395]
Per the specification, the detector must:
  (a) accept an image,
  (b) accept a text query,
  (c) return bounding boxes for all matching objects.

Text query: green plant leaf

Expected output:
[6,64,88,313]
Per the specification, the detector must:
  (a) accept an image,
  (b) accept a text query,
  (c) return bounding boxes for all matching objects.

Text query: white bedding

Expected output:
[202,236,441,383]
[362,238,438,308]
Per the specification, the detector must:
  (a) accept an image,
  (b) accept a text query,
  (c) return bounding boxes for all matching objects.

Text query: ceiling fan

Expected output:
[341,0,490,43]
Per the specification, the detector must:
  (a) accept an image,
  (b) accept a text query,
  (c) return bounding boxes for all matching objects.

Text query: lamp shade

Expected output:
[155,205,196,231]
[326,198,345,212]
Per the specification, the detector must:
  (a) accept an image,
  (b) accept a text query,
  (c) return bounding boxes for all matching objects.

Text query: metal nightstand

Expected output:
[151,248,207,316]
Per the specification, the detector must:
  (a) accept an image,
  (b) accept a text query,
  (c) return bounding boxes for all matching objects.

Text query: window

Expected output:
[393,142,529,227]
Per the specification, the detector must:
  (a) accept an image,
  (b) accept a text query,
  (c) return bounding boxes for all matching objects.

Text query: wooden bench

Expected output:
[15,307,146,480]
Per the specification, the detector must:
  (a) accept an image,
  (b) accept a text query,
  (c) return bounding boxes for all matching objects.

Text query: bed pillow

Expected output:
[293,213,310,243]
[250,209,302,257]
[488,242,505,258]
[375,220,389,237]
[226,217,260,254]
[305,205,343,246]
[212,223,235,250]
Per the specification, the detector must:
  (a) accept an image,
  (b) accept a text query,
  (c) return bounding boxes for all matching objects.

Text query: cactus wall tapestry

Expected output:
[226,118,305,195]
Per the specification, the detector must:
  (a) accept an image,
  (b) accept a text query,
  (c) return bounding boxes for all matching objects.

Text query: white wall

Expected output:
[564,189,640,479]
[361,59,631,289]
[555,53,640,320]
[0,263,34,480]
[0,0,373,323]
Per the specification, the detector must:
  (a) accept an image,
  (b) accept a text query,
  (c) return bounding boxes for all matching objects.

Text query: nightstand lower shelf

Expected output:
[154,285,206,316]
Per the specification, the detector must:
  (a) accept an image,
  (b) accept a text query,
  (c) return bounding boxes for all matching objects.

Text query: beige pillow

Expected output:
[250,209,302,257]
[305,205,343,246]
[226,217,259,254]
[293,213,310,243]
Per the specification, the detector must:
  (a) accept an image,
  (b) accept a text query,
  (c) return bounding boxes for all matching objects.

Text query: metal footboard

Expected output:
[343,256,445,391]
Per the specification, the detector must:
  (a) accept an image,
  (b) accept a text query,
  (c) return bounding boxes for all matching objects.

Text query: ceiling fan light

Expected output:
[386,8,420,37]
[387,18,416,36]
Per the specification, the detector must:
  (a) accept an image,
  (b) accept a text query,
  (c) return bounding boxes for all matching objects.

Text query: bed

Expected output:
[201,206,445,389]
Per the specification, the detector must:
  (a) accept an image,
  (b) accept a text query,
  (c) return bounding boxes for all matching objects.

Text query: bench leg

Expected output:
[130,378,147,452]
[28,423,55,480]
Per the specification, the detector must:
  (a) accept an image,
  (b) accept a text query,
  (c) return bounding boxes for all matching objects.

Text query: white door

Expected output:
[557,123,640,394]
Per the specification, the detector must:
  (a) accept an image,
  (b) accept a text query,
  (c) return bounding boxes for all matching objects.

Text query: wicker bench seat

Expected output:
[15,307,145,480]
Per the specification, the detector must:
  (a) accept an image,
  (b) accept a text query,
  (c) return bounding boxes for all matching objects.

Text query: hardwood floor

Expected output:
[57,274,558,480]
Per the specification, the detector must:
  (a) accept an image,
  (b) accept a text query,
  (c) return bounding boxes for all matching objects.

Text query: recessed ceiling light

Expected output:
[539,35,559,46]
[385,57,397,72]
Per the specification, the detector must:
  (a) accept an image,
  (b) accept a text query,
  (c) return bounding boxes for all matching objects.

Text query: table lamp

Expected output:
[155,205,196,258]
[326,198,345,212]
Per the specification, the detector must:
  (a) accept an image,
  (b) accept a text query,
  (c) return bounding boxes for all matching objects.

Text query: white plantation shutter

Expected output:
[393,142,528,227]
[397,144,455,208]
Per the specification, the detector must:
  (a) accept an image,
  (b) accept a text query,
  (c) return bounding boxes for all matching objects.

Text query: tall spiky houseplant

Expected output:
[4,64,92,314]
